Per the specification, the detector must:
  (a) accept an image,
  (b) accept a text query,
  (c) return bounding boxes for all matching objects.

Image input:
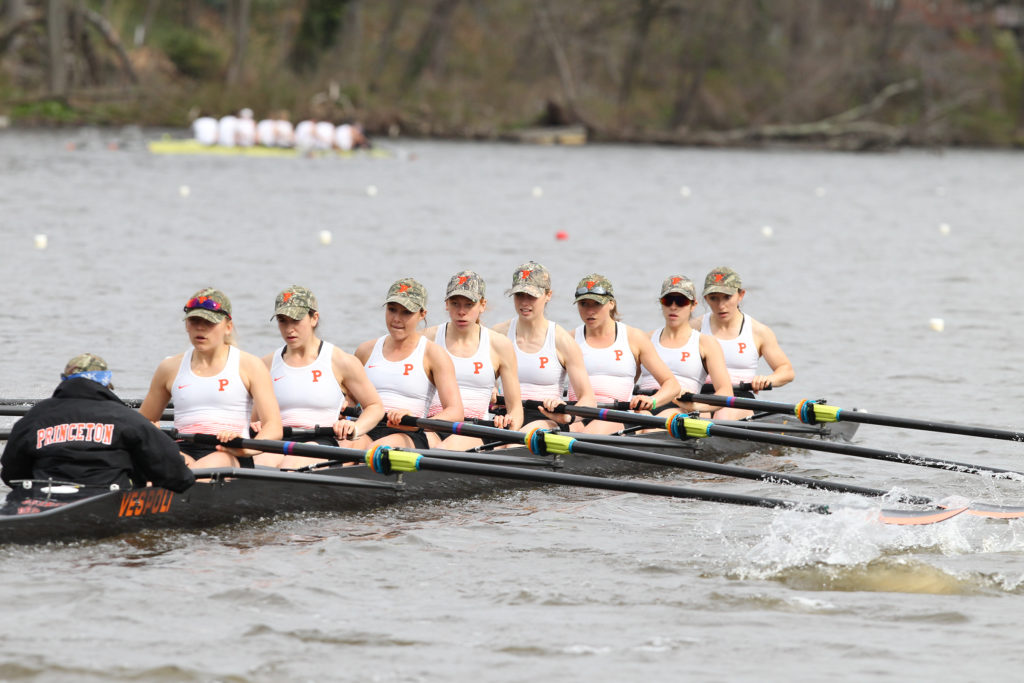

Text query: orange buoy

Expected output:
[555,231,569,241]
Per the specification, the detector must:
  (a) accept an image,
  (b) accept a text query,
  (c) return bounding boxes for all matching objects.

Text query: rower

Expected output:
[1,353,194,512]
[217,113,238,147]
[335,122,371,151]
[695,266,794,418]
[235,108,256,147]
[636,275,732,418]
[492,261,595,432]
[192,112,218,146]
[568,274,679,434]
[254,286,384,468]
[139,288,282,468]
[423,271,523,450]
[355,278,463,450]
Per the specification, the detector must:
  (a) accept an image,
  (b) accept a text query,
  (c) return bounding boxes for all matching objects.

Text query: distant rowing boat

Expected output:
[0,414,857,545]
[147,138,392,158]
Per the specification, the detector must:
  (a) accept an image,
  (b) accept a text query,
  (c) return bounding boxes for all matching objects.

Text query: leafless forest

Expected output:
[2,0,1024,147]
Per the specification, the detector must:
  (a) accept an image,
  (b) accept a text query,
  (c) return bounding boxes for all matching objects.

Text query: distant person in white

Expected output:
[335,123,372,150]
[193,115,218,146]
[256,118,276,147]
[217,114,238,147]
[274,114,295,147]
[235,108,256,147]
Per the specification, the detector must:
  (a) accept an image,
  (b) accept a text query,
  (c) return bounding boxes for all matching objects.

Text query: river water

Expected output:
[1,130,1024,681]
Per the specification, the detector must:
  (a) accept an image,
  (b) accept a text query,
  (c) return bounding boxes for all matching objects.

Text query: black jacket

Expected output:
[1,378,195,492]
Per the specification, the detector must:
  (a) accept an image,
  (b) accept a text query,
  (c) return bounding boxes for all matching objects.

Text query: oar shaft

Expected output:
[182,431,829,514]
[412,455,828,514]
[680,393,1024,443]
[411,417,930,503]
[557,404,1024,479]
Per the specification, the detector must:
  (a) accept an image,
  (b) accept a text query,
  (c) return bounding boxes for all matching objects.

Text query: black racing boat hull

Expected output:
[0,416,858,545]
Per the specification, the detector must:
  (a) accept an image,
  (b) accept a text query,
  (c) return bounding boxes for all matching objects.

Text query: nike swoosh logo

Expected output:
[177,384,191,389]
[273,376,284,382]
[367,365,378,368]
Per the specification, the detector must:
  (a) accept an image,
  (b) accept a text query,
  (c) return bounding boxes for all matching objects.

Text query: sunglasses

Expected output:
[184,297,231,319]
[660,294,693,307]
[575,285,612,297]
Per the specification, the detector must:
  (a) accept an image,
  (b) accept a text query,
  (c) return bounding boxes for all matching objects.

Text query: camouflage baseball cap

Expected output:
[273,285,318,320]
[445,270,486,302]
[702,266,742,296]
[61,353,114,389]
[659,275,696,301]
[183,287,232,323]
[506,261,551,297]
[384,277,427,312]
[574,273,615,304]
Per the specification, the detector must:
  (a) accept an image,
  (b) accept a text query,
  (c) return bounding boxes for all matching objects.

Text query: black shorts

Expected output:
[177,440,255,468]
[366,424,431,450]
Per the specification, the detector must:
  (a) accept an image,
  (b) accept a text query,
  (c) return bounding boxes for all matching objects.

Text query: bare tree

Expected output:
[226,0,251,85]
[47,0,68,98]
[401,0,460,87]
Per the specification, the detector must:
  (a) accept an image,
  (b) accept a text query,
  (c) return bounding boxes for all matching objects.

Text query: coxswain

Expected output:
[636,275,732,418]
[422,271,523,450]
[568,274,679,434]
[695,266,794,418]
[354,278,463,450]
[254,286,384,468]
[492,261,595,432]
[1,353,194,512]
[139,288,282,468]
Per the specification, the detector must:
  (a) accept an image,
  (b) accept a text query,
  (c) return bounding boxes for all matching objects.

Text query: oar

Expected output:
[0,406,173,420]
[175,432,967,526]
[190,466,403,491]
[0,397,153,408]
[596,402,827,435]
[402,416,1024,519]
[681,392,1024,443]
[531,401,1024,480]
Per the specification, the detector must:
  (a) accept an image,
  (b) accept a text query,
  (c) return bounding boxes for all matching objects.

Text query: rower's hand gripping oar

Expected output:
[402,416,1024,520]
[680,392,1024,444]
[176,432,967,526]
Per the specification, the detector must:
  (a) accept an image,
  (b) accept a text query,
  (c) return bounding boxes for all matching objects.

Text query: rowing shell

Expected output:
[0,414,857,545]
[146,138,392,159]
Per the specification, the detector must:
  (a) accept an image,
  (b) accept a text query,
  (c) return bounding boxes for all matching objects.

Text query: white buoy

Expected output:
[366,185,378,197]
[531,186,543,198]
[34,234,48,250]
[179,185,190,198]
[929,318,945,332]
[679,186,692,197]
[938,223,951,235]
[318,230,332,246]
[761,225,774,237]
[814,187,826,197]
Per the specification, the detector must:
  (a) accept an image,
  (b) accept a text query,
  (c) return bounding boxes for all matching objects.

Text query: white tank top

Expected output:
[569,322,637,402]
[172,346,252,435]
[427,324,495,419]
[270,341,345,428]
[365,335,436,417]
[701,314,759,384]
[508,319,566,401]
[638,328,706,393]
